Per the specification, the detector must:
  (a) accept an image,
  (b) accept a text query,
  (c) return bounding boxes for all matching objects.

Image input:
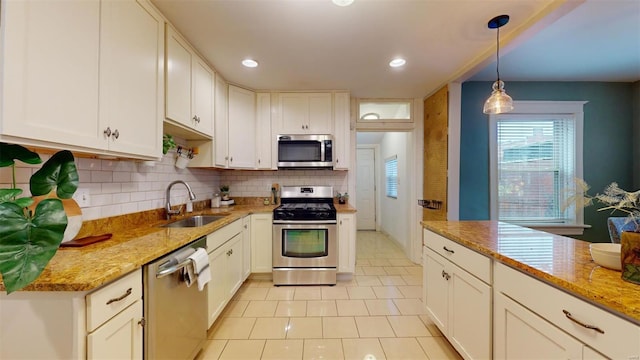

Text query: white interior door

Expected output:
[356,148,376,230]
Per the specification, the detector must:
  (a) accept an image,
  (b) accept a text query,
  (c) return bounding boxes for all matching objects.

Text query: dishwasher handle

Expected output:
[156,258,192,279]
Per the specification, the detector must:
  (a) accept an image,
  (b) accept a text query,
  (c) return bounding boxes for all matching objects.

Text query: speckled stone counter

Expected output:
[0,205,274,292]
[0,203,357,292]
[422,220,640,325]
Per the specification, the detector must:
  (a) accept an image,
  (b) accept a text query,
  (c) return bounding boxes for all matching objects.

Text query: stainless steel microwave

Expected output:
[277,134,333,169]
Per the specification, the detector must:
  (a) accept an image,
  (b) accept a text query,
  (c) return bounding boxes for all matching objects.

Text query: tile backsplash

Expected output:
[218,170,348,199]
[1,151,348,221]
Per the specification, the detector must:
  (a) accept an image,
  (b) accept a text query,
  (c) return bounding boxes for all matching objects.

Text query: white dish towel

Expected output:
[185,248,211,291]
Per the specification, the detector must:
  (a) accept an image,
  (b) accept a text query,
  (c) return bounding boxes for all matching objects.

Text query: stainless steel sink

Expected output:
[160,215,227,228]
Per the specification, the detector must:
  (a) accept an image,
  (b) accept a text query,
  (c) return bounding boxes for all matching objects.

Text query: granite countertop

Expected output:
[422,220,640,325]
[0,203,357,293]
[0,205,275,292]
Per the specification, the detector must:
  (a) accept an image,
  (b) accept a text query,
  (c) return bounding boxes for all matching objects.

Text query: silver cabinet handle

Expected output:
[562,310,604,334]
[113,129,119,139]
[106,287,132,305]
[443,246,455,254]
[103,127,112,137]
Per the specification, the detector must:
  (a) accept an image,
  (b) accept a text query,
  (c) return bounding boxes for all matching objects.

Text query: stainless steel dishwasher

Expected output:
[143,236,207,359]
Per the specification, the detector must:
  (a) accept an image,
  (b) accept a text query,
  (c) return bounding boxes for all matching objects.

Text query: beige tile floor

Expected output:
[197,231,463,360]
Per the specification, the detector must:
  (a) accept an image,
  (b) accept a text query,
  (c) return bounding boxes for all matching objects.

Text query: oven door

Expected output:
[272,222,337,268]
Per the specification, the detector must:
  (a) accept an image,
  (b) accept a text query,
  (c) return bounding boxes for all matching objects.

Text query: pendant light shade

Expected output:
[483,80,513,114]
[483,15,513,115]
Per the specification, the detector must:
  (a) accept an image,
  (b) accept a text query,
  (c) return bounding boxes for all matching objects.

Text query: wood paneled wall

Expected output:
[423,86,448,221]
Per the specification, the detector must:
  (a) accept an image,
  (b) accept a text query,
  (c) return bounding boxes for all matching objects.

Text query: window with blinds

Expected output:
[385,155,398,198]
[489,101,586,231]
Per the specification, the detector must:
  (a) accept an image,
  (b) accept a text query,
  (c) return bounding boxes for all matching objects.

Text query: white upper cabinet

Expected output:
[227,85,257,169]
[256,93,274,169]
[333,92,351,170]
[99,0,164,158]
[214,74,229,167]
[165,25,213,137]
[277,92,333,134]
[1,0,101,149]
[0,0,163,159]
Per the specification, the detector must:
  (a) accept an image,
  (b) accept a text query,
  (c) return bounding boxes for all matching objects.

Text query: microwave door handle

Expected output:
[320,141,325,161]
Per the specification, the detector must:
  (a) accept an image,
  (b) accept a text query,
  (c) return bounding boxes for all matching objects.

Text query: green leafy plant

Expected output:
[162,134,177,155]
[220,185,230,193]
[0,143,79,294]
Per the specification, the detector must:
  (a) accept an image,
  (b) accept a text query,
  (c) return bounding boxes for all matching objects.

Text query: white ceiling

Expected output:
[151,0,640,99]
[469,0,640,82]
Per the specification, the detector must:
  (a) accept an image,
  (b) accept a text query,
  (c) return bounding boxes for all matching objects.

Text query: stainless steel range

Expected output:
[273,186,337,285]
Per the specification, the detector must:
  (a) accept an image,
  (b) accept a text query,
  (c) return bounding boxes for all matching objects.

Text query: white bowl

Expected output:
[589,243,621,270]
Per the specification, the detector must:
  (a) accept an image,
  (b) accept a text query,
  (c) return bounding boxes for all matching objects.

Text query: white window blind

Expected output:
[495,116,575,223]
[385,156,398,198]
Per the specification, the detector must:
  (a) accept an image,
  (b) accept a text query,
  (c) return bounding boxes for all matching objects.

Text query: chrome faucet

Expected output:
[165,180,196,220]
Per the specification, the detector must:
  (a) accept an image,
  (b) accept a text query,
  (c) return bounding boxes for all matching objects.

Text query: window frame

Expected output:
[489,101,589,235]
[385,155,398,199]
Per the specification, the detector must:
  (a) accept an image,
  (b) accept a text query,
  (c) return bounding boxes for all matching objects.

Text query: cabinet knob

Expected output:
[103,127,112,137]
[138,318,146,327]
[441,270,450,280]
[193,115,200,123]
[258,159,261,164]
[230,157,233,162]
[225,156,229,160]
[301,124,305,130]
[113,129,120,139]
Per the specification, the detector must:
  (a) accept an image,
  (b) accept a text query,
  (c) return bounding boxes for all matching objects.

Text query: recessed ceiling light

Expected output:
[332,0,354,6]
[242,59,258,68]
[389,58,406,68]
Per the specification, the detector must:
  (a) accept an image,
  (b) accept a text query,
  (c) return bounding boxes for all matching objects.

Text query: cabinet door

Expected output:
[192,56,214,136]
[214,74,229,167]
[493,292,582,360]
[424,247,448,333]
[165,26,192,128]
[333,92,351,170]
[338,213,356,273]
[251,213,273,272]
[1,0,101,148]
[449,261,491,359]
[87,300,143,360]
[242,216,252,280]
[227,234,244,297]
[208,244,228,328]
[99,0,163,158]
[228,85,256,168]
[256,93,274,169]
[279,93,309,134]
[308,93,333,133]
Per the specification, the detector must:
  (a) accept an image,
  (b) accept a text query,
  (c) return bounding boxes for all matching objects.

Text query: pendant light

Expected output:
[483,14,514,114]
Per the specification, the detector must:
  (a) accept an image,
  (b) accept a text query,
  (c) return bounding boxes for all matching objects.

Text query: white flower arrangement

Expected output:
[567,179,640,232]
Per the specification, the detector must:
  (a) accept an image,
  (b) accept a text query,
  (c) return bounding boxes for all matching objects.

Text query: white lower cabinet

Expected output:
[87,299,143,360]
[494,291,584,359]
[423,230,492,360]
[0,269,143,359]
[251,213,273,273]
[242,216,252,280]
[424,246,491,359]
[206,220,244,328]
[338,213,356,273]
[494,262,640,359]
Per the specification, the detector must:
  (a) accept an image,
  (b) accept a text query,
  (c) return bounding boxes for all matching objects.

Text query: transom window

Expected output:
[489,101,587,235]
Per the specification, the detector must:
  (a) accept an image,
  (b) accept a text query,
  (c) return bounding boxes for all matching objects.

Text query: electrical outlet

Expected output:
[73,188,91,208]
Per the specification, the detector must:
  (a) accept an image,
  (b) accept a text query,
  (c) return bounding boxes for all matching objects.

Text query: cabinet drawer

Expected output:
[207,219,242,252]
[424,230,491,284]
[86,269,142,332]
[494,262,640,359]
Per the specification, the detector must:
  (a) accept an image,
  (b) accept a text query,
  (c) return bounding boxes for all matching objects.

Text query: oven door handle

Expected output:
[273,220,337,225]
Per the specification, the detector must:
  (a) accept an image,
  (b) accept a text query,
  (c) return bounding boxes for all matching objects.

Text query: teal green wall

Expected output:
[460,81,636,243]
